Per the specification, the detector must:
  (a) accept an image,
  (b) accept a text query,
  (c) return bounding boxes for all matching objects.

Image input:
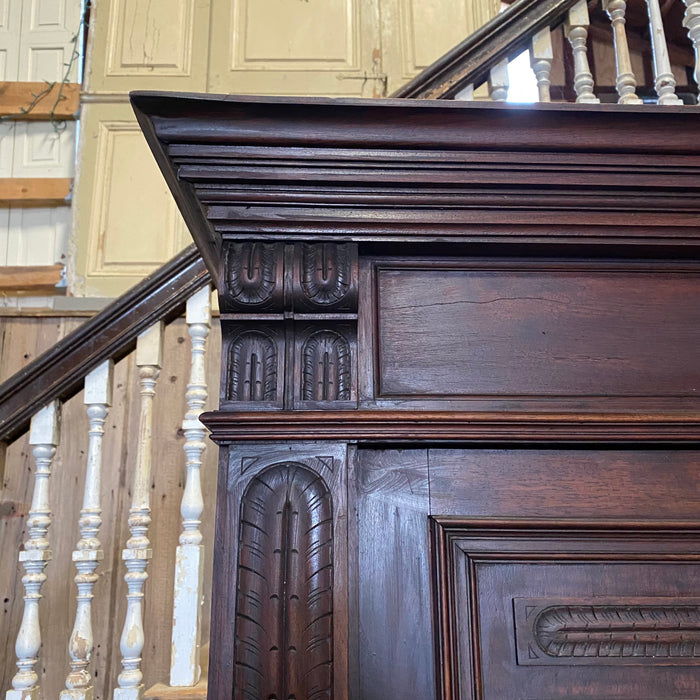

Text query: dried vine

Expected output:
[0,20,82,133]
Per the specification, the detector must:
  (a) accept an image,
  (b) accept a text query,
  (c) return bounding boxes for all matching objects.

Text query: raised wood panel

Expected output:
[106,0,195,76]
[86,0,209,93]
[11,122,75,178]
[208,0,382,96]
[74,104,189,296]
[428,449,700,520]
[231,0,359,70]
[17,0,81,83]
[375,262,700,410]
[0,122,13,177]
[0,0,20,82]
[6,206,70,265]
[433,521,700,699]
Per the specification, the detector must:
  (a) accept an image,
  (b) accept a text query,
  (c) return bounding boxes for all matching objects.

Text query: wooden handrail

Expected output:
[0,244,210,446]
[391,0,581,99]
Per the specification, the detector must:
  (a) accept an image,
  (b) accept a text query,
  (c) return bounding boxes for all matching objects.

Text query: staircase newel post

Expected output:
[170,286,212,686]
[565,0,600,103]
[61,360,113,700]
[114,322,164,700]
[603,0,643,104]
[682,0,700,102]
[6,401,61,700]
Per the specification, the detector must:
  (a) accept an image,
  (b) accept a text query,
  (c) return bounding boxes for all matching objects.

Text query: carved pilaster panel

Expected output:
[294,324,357,408]
[293,243,358,312]
[221,324,284,408]
[234,462,334,700]
[219,241,284,312]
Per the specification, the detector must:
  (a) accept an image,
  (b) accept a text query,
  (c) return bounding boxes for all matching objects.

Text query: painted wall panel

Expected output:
[208,0,381,96]
[7,206,70,266]
[11,122,76,178]
[86,0,210,92]
[106,0,194,75]
[73,104,188,297]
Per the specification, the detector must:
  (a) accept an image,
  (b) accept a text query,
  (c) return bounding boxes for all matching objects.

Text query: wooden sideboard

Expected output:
[134,93,700,699]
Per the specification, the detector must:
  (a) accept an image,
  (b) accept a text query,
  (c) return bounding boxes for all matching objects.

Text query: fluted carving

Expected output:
[227,331,278,402]
[298,243,357,310]
[223,242,282,311]
[534,604,700,659]
[234,463,333,700]
[302,330,352,402]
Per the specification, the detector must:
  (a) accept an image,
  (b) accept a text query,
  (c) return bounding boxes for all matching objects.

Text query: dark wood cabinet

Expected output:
[134,93,700,699]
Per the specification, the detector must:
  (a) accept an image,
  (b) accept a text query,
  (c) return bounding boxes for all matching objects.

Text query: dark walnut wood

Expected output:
[133,93,700,699]
[234,463,333,700]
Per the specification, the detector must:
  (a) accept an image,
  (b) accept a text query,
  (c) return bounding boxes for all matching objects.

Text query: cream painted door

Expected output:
[73,0,499,297]
[207,0,384,97]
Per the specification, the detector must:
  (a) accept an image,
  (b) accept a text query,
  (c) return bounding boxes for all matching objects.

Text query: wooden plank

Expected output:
[145,682,207,700]
[0,82,80,120]
[0,265,65,295]
[0,178,72,206]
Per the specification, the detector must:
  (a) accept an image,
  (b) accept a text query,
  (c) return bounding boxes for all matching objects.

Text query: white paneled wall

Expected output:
[0,0,81,281]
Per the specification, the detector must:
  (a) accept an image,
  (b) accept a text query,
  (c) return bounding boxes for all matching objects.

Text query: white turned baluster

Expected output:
[488,58,509,101]
[646,0,683,104]
[7,401,61,700]
[170,287,211,687]
[683,0,700,102]
[454,83,475,101]
[603,0,643,104]
[114,323,163,700]
[62,361,113,700]
[565,0,600,103]
[529,28,553,102]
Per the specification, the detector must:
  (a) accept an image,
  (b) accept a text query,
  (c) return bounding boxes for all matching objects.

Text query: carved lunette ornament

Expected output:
[295,243,358,312]
[226,330,279,402]
[520,602,700,664]
[221,242,283,312]
[301,330,352,402]
[234,463,333,699]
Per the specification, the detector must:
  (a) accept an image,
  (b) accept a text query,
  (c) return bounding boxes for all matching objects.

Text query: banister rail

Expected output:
[0,244,209,447]
[392,0,584,99]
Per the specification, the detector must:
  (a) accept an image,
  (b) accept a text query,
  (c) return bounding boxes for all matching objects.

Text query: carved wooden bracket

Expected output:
[219,242,358,410]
